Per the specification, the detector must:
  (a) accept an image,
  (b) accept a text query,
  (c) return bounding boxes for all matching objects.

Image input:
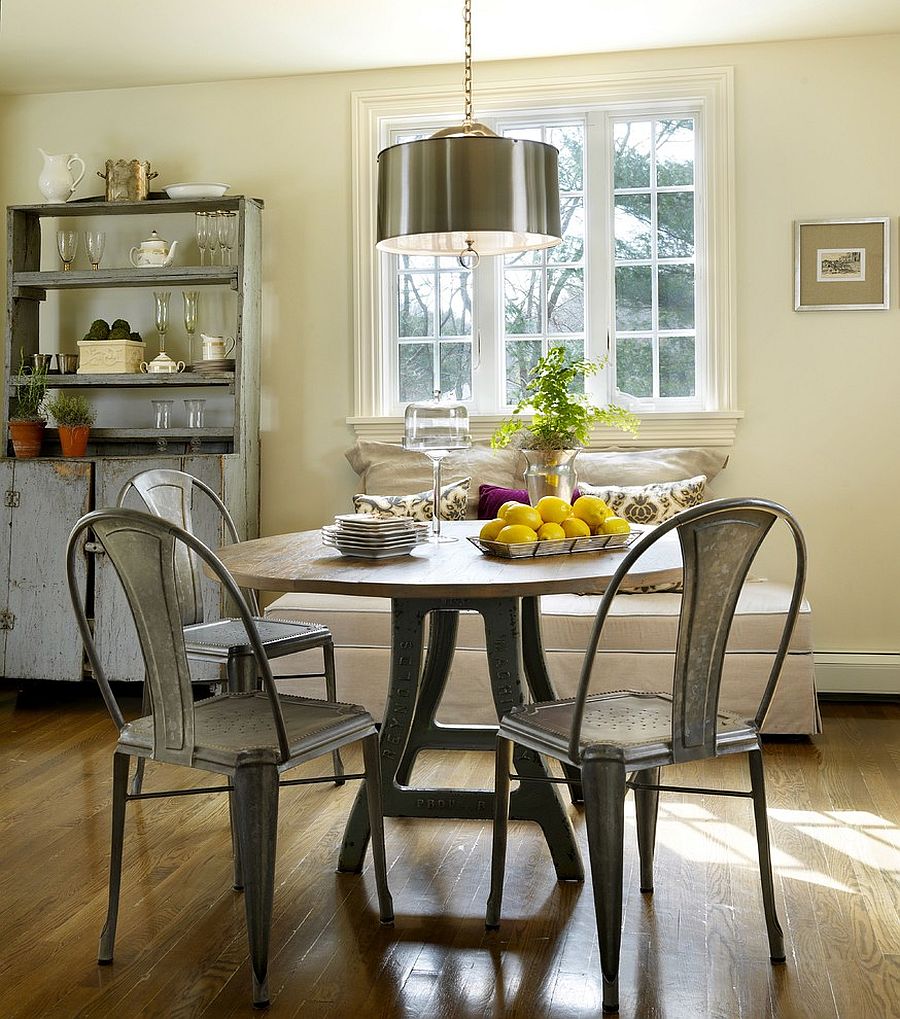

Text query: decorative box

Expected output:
[77,338,145,374]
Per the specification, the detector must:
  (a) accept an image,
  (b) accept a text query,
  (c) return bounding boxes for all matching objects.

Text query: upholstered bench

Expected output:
[265,580,818,735]
[263,440,819,736]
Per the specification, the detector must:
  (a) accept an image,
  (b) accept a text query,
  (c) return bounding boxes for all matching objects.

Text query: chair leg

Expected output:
[486,735,514,929]
[748,748,786,963]
[129,682,152,796]
[633,766,660,893]
[582,754,626,1014]
[98,751,130,964]
[362,732,394,924]
[323,640,346,785]
[228,776,244,891]
[232,761,280,1008]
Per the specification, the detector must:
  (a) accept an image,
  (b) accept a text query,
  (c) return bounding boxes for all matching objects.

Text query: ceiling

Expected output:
[1,0,899,95]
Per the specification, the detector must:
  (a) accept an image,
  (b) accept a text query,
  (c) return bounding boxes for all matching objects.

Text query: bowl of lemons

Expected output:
[469,496,637,559]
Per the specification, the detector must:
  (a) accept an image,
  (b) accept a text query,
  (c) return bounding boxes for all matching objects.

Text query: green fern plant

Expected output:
[491,346,639,451]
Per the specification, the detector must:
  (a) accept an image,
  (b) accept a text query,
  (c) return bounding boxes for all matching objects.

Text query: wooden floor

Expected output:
[0,686,898,1019]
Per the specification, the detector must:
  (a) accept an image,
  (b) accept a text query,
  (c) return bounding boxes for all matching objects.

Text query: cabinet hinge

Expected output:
[0,610,16,630]
[4,490,20,508]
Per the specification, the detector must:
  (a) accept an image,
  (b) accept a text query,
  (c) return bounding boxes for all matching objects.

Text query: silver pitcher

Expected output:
[97,159,158,202]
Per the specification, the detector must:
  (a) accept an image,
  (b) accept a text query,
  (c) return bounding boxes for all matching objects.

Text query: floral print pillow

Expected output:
[352,478,470,521]
[578,475,707,525]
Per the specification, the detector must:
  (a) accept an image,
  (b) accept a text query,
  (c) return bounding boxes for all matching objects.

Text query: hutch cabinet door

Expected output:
[93,456,225,683]
[1,460,91,681]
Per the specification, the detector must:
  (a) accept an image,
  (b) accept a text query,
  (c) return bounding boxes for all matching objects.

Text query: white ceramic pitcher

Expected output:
[37,149,86,203]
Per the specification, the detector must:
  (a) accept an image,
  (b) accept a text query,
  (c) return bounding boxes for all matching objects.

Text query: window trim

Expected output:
[350,66,741,445]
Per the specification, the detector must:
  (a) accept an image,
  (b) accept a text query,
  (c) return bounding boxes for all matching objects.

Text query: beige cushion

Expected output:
[579,475,707,525]
[352,478,470,521]
[267,581,811,656]
[344,441,728,518]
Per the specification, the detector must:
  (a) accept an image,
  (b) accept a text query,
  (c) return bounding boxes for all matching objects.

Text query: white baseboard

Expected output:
[815,652,900,695]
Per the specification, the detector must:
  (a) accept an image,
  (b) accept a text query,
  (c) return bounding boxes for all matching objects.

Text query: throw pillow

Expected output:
[352,478,471,522]
[578,475,707,525]
[478,483,582,520]
[575,448,727,486]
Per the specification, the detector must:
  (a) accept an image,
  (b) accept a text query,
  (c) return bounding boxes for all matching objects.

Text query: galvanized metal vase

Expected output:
[523,448,579,505]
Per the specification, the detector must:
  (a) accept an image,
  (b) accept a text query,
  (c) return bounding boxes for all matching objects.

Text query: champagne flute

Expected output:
[85,230,106,270]
[57,229,78,271]
[206,217,220,267]
[195,212,209,267]
[217,211,237,266]
[154,291,171,357]
[183,291,200,365]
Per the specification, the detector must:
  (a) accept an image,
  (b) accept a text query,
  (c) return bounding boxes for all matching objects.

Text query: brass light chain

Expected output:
[463,0,473,124]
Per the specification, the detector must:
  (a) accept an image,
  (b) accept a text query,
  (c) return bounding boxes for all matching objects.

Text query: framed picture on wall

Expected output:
[794,218,890,310]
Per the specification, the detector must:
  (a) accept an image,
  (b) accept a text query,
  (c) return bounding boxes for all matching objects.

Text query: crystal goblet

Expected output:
[85,230,106,270]
[57,229,78,271]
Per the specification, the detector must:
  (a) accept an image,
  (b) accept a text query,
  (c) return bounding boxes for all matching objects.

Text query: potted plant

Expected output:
[9,353,49,458]
[492,345,639,503]
[47,392,95,457]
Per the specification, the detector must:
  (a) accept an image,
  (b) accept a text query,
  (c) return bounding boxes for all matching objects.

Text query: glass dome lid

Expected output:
[402,391,471,451]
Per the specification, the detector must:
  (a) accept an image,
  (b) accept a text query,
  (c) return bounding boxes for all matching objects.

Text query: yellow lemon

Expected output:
[502,503,544,531]
[496,524,539,544]
[534,496,574,524]
[498,500,529,520]
[561,517,591,538]
[479,518,507,541]
[600,516,630,535]
[537,522,566,541]
[573,495,612,530]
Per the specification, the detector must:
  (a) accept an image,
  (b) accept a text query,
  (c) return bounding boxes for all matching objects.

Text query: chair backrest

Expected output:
[66,508,290,765]
[569,498,807,764]
[117,468,259,625]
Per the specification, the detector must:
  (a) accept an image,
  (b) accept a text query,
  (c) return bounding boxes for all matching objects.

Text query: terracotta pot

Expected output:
[9,419,45,458]
[58,425,91,457]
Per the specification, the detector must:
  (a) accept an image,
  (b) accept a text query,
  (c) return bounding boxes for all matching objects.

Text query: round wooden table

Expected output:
[216,521,683,879]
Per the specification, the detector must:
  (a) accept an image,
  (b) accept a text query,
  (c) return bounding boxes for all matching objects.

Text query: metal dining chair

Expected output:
[67,508,393,1009]
[117,468,343,793]
[484,498,807,1014]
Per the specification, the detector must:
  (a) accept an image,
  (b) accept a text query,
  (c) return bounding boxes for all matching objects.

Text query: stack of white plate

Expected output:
[322,514,429,559]
[194,358,235,376]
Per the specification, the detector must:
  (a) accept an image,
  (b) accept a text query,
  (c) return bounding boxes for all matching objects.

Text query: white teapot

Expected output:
[129,230,178,268]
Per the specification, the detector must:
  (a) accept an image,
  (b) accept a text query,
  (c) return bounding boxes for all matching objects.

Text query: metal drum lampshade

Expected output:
[376,132,561,259]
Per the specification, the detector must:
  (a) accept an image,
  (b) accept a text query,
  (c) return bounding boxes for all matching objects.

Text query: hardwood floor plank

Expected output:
[1,690,899,1019]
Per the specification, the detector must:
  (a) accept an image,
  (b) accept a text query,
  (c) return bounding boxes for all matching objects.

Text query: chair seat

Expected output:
[501,690,759,769]
[118,691,372,770]
[184,617,331,660]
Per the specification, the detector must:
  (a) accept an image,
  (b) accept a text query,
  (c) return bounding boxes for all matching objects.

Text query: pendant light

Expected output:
[376,0,562,268]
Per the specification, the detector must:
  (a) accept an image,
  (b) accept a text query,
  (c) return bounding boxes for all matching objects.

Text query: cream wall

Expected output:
[1,34,899,664]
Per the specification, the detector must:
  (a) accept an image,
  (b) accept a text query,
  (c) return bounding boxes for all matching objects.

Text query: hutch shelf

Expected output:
[3,195,262,684]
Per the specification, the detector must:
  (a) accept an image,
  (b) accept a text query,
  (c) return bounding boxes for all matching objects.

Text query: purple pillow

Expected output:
[478,483,581,519]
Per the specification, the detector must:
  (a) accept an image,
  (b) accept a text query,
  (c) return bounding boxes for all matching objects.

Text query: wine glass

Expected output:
[206,218,220,266]
[184,399,206,428]
[195,212,209,267]
[217,211,237,266]
[151,399,173,429]
[85,230,106,270]
[154,291,171,357]
[183,291,200,364]
[57,229,78,271]
[402,391,471,542]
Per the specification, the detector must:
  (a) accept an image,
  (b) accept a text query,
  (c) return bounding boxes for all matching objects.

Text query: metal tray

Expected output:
[467,528,641,559]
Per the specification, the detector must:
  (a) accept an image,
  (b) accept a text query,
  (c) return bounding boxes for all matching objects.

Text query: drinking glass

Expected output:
[206,218,220,266]
[217,211,237,266]
[57,229,78,271]
[153,291,171,357]
[195,212,209,267]
[151,399,173,429]
[402,391,471,542]
[184,399,206,428]
[183,291,200,364]
[85,230,106,270]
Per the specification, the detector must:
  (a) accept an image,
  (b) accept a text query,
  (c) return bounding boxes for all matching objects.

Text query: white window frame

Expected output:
[349,67,742,446]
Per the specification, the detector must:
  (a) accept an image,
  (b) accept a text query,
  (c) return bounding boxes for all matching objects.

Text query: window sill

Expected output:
[347,410,743,447]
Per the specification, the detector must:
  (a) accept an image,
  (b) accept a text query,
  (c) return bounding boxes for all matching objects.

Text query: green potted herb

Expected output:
[492,345,639,503]
[9,353,49,458]
[47,392,95,457]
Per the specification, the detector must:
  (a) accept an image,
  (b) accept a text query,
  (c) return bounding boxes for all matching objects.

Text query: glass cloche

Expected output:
[403,391,471,542]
